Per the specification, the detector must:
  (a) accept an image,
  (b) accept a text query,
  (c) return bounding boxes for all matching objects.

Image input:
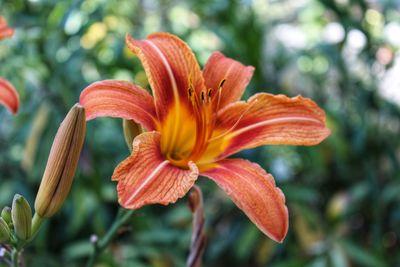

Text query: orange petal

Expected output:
[0,16,14,40]
[214,93,330,158]
[203,52,254,111]
[126,32,205,120]
[80,80,157,130]
[0,78,19,114]
[202,159,288,242]
[112,131,199,209]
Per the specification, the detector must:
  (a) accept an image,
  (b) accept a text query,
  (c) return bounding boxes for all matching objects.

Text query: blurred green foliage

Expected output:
[1,0,400,266]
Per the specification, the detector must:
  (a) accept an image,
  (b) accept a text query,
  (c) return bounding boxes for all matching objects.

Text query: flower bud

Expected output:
[1,206,12,224]
[11,194,32,241]
[0,217,11,243]
[34,104,86,218]
[123,119,143,152]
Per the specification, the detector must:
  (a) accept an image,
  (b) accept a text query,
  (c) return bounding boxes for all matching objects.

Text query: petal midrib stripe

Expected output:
[145,39,181,150]
[227,116,323,139]
[125,159,170,206]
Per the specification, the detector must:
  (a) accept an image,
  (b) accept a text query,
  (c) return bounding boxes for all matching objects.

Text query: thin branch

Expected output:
[85,208,134,267]
[11,249,18,267]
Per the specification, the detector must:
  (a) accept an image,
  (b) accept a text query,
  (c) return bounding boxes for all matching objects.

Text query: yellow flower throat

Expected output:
[159,79,227,169]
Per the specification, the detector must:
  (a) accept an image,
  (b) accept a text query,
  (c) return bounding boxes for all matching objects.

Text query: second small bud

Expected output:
[122,119,143,152]
[11,194,32,241]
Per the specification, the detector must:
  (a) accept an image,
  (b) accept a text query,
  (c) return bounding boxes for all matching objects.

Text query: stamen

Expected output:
[219,79,226,89]
[188,78,197,107]
[188,73,193,86]
[215,79,226,112]
[181,78,229,163]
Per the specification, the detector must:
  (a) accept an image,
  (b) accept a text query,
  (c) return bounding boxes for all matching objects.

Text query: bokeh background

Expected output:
[1,0,400,266]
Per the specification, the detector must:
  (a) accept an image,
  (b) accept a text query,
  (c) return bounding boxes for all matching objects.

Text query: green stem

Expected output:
[30,213,44,239]
[11,249,19,267]
[85,209,134,267]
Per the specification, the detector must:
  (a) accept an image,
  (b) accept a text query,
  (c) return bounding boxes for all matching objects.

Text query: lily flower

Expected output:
[0,16,14,40]
[0,16,19,114]
[80,32,330,242]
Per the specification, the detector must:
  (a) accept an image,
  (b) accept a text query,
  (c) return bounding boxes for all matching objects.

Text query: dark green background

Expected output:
[1,0,399,266]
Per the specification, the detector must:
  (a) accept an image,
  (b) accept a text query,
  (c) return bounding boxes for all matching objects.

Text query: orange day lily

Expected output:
[0,16,19,114]
[80,32,330,242]
[0,16,14,39]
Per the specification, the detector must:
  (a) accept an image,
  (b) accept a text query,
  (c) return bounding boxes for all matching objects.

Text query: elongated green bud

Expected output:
[1,206,12,224]
[11,194,32,240]
[123,119,143,152]
[34,104,86,218]
[0,217,11,243]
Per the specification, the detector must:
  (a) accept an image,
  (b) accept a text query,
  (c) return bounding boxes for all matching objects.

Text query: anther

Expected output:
[219,79,226,89]
[208,89,212,98]
[201,91,205,102]
[215,79,226,112]
[188,73,193,85]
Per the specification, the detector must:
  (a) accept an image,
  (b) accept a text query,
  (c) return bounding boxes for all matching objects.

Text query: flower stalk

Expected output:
[11,249,19,267]
[186,185,206,267]
[30,213,44,239]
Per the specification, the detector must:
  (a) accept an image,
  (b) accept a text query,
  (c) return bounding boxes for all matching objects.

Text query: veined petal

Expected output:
[0,16,14,40]
[214,93,330,158]
[126,32,206,120]
[80,80,157,130]
[0,78,19,114]
[202,159,288,242]
[112,131,199,209]
[203,52,254,111]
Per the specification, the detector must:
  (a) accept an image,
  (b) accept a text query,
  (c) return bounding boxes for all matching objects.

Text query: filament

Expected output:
[207,99,258,143]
